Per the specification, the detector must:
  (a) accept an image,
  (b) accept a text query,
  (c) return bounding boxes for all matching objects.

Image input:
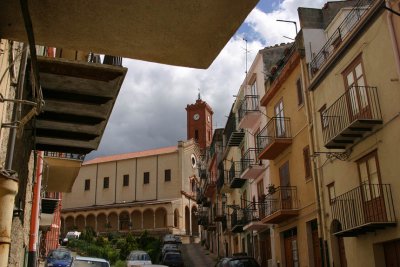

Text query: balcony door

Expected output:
[274,99,285,137]
[343,56,371,121]
[357,151,386,223]
[279,161,292,210]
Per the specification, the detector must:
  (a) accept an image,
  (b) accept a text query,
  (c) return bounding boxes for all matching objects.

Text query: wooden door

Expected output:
[383,240,400,266]
[312,228,322,267]
[284,231,299,267]
[279,161,292,210]
[357,152,386,222]
[338,237,347,267]
[343,58,371,121]
[259,239,267,267]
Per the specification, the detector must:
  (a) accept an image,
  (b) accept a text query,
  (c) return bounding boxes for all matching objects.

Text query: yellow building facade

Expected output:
[61,140,201,237]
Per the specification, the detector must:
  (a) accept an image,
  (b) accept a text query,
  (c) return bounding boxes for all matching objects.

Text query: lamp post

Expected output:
[276,19,298,37]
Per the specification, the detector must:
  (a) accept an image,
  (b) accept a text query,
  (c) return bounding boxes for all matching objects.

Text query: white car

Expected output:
[71,256,110,267]
[62,231,81,245]
[126,250,152,266]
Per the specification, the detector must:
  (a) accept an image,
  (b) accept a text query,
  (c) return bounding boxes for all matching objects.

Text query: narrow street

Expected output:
[181,243,218,267]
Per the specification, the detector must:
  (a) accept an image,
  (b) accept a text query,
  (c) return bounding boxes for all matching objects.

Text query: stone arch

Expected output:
[131,210,142,230]
[97,213,107,233]
[86,214,96,231]
[185,206,190,235]
[65,216,75,231]
[191,206,199,236]
[155,207,167,228]
[174,209,180,228]
[75,214,85,231]
[143,209,154,229]
[108,212,118,231]
[119,211,130,231]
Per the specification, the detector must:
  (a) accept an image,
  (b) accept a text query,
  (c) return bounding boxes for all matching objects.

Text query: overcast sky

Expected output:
[86,0,332,160]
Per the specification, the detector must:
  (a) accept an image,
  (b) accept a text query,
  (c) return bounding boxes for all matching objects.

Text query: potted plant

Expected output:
[267,184,276,195]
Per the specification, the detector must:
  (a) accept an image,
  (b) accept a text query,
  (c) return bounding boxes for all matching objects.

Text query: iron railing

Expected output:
[259,186,299,220]
[44,151,85,160]
[103,55,123,66]
[309,0,374,77]
[231,209,246,229]
[228,161,243,184]
[241,148,261,172]
[238,95,260,122]
[322,86,382,145]
[242,201,261,225]
[331,183,396,234]
[257,117,292,150]
[268,43,297,85]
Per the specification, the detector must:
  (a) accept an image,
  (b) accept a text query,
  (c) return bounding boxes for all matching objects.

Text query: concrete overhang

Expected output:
[33,56,127,154]
[0,0,258,69]
[42,156,82,192]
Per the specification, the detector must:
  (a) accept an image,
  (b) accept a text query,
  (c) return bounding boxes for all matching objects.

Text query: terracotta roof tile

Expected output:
[83,146,178,165]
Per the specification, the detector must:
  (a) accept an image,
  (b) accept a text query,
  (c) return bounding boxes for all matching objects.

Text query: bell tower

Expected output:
[186,93,213,151]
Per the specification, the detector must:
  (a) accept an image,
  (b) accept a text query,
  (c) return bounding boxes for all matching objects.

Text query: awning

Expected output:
[42,156,82,192]
[0,0,258,69]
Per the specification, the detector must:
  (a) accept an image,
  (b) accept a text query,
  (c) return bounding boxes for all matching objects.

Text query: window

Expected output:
[165,169,171,182]
[143,172,150,184]
[194,130,199,141]
[303,146,311,180]
[357,151,381,201]
[319,104,328,129]
[274,99,285,137]
[191,180,196,192]
[241,190,247,208]
[123,174,129,187]
[84,179,90,191]
[327,182,336,204]
[296,78,304,106]
[103,177,109,189]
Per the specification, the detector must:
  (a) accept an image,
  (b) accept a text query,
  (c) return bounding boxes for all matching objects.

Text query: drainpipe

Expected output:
[300,59,329,266]
[28,151,43,267]
[385,0,400,78]
[0,43,28,267]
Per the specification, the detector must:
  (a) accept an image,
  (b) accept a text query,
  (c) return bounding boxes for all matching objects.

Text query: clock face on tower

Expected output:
[193,113,200,120]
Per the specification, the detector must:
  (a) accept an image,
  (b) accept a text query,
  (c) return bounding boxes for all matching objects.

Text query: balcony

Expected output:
[34,56,126,154]
[224,114,245,147]
[260,186,299,224]
[238,95,260,129]
[257,117,292,160]
[42,152,84,192]
[322,86,382,149]
[214,206,226,222]
[241,148,265,179]
[231,209,246,233]
[242,202,268,231]
[331,184,396,237]
[228,161,246,189]
[309,0,375,78]
[204,179,216,198]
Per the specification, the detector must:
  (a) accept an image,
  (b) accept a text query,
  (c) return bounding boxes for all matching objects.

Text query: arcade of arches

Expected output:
[61,204,199,236]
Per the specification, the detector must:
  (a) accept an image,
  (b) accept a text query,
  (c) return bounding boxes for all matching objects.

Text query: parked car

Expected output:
[126,250,152,266]
[162,244,180,255]
[62,231,81,245]
[163,235,182,246]
[45,248,73,267]
[70,256,110,267]
[161,252,184,267]
[214,256,260,267]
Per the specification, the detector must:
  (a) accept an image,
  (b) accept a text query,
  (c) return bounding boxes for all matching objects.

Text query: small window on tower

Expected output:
[195,130,199,141]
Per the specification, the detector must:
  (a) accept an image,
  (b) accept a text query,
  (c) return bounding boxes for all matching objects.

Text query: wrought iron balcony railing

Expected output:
[322,86,382,149]
[331,183,396,237]
[227,161,246,188]
[238,95,260,125]
[259,186,299,224]
[309,0,374,77]
[231,209,246,233]
[241,148,261,173]
[224,113,245,147]
[257,117,292,159]
[44,151,85,160]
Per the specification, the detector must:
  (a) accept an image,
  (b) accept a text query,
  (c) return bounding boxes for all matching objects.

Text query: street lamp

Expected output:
[276,19,298,37]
